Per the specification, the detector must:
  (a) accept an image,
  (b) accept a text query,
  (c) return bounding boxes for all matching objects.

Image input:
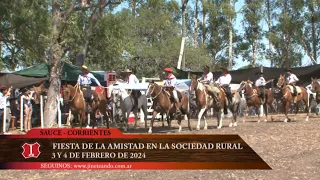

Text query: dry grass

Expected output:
[1,114,320,180]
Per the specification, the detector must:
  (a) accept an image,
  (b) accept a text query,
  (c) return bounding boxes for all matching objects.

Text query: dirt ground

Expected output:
[1,113,320,180]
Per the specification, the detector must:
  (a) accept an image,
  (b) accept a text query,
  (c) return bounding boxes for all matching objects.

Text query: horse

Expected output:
[61,84,86,128]
[31,81,48,105]
[146,82,191,133]
[107,82,148,131]
[90,86,110,128]
[238,80,276,122]
[311,77,320,104]
[203,82,241,128]
[189,78,212,130]
[276,74,310,122]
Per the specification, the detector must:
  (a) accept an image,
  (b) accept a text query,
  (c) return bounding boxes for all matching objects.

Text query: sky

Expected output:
[113,0,312,70]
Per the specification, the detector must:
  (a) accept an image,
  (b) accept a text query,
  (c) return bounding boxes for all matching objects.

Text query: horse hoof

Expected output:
[204,126,207,130]
[284,119,287,123]
[229,123,233,127]
[217,126,221,129]
[305,117,309,121]
[234,123,237,127]
[264,119,267,122]
[196,127,200,131]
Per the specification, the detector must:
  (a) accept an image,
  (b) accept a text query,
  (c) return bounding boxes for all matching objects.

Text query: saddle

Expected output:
[163,87,182,101]
[287,85,301,96]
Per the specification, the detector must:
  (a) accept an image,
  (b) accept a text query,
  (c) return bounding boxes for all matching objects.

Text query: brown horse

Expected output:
[204,82,241,128]
[31,81,48,104]
[189,78,212,130]
[311,78,320,104]
[146,82,191,133]
[277,74,310,122]
[90,86,110,128]
[61,84,86,128]
[238,80,276,122]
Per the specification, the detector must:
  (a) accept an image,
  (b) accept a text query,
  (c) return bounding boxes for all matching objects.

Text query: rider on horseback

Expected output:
[123,69,140,111]
[255,71,266,103]
[163,67,182,115]
[198,65,213,84]
[215,67,232,105]
[285,68,299,104]
[77,65,101,112]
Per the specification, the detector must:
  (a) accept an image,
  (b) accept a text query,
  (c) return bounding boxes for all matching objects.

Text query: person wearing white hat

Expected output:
[122,69,139,111]
[77,65,101,112]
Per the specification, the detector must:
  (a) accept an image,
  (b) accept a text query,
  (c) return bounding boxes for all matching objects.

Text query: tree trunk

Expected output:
[181,0,188,69]
[43,0,62,127]
[252,40,257,67]
[131,0,136,17]
[193,0,198,48]
[228,15,233,70]
[311,10,317,62]
[266,0,274,67]
[201,0,206,45]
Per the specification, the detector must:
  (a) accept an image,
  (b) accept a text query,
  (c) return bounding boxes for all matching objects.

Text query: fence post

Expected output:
[40,95,44,128]
[20,96,24,131]
[260,65,264,117]
[57,96,61,127]
[3,97,7,133]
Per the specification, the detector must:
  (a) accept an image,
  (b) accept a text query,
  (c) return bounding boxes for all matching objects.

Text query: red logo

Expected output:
[21,142,41,159]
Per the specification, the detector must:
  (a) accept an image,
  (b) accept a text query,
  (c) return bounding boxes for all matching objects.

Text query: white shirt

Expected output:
[126,74,139,84]
[202,72,213,83]
[286,74,299,84]
[164,74,177,86]
[77,73,101,86]
[255,77,266,87]
[216,74,232,85]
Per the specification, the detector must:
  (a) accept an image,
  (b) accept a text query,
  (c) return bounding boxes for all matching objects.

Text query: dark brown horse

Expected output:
[146,82,191,133]
[238,80,276,122]
[277,74,310,122]
[61,84,86,128]
[90,86,110,128]
[189,78,212,130]
[311,77,320,104]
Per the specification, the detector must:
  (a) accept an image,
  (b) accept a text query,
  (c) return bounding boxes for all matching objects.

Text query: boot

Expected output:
[174,99,182,115]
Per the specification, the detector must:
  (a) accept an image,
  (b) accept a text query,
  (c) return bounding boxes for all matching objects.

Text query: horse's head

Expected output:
[277,74,286,88]
[311,77,319,91]
[146,81,161,98]
[61,84,72,104]
[32,82,47,104]
[189,78,199,92]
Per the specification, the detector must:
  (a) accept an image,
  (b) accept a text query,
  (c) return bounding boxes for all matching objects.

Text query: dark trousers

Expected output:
[259,86,265,102]
[222,85,232,101]
[81,86,92,102]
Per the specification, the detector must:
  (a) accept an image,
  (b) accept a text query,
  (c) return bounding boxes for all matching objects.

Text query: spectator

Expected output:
[0,86,12,133]
[21,88,34,132]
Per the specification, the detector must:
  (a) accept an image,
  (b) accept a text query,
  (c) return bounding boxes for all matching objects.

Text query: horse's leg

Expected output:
[142,104,148,128]
[197,107,206,130]
[124,110,130,132]
[243,106,248,123]
[217,108,223,129]
[148,111,157,134]
[203,109,208,130]
[161,113,165,127]
[229,104,238,127]
[133,109,139,128]
[255,106,261,123]
[284,102,290,122]
[304,93,310,121]
[187,113,192,131]
[78,114,82,128]
[177,114,182,132]
[263,103,268,122]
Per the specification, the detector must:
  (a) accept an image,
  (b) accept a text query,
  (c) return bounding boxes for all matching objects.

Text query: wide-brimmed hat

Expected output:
[164,67,173,73]
[81,65,88,70]
[122,69,132,73]
[284,68,292,72]
[221,67,228,72]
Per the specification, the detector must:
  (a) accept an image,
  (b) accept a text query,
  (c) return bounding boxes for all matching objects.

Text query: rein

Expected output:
[148,85,162,99]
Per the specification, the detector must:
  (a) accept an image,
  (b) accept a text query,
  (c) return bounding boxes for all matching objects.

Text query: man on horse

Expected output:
[285,68,299,104]
[163,67,182,115]
[77,65,101,112]
[123,69,140,111]
[198,65,213,84]
[215,67,233,105]
[255,71,266,103]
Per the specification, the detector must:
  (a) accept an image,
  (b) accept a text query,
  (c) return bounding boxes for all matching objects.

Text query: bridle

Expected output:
[147,84,162,99]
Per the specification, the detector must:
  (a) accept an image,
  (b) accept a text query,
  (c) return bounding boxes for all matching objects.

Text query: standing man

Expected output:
[0,86,12,133]
[163,67,182,115]
[285,68,299,104]
[255,71,266,103]
[198,65,213,84]
[122,69,140,111]
[77,65,102,112]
